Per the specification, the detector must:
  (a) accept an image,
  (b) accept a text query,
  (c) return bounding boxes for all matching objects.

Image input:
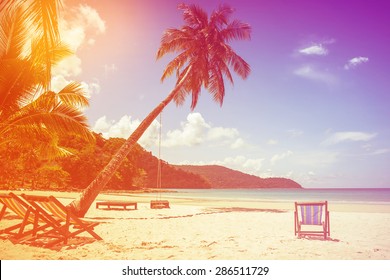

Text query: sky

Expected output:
[53,0,390,188]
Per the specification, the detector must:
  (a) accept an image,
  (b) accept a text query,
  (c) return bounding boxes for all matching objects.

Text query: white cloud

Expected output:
[368,149,390,156]
[60,4,106,51]
[78,5,106,35]
[322,131,377,146]
[270,150,293,165]
[163,112,245,149]
[230,138,245,149]
[50,4,105,97]
[361,144,389,156]
[51,75,70,93]
[80,80,101,97]
[93,115,160,148]
[241,158,265,173]
[93,115,136,139]
[51,76,100,98]
[287,129,304,138]
[164,113,210,147]
[207,126,239,141]
[299,43,328,56]
[93,112,246,150]
[344,56,369,70]
[297,39,335,57]
[53,55,82,77]
[294,65,337,85]
[267,139,278,145]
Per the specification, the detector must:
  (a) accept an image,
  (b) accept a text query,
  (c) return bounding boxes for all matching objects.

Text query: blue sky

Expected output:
[54,0,390,188]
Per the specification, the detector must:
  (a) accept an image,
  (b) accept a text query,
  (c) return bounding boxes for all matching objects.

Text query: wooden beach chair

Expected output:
[294,201,330,239]
[0,193,52,242]
[22,194,102,247]
[96,200,138,210]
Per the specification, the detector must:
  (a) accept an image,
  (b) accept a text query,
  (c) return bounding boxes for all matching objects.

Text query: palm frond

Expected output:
[178,3,208,29]
[30,37,73,67]
[157,28,193,59]
[7,104,93,143]
[57,81,89,108]
[25,0,62,89]
[32,131,73,159]
[210,4,234,28]
[160,50,190,82]
[217,59,234,85]
[0,121,73,159]
[49,41,73,65]
[4,90,93,143]
[0,1,11,13]
[226,48,251,79]
[208,66,225,106]
[173,85,190,107]
[0,57,40,117]
[189,76,202,109]
[172,64,193,106]
[220,20,251,42]
[27,0,61,45]
[0,5,30,58]
[0,0,22,14]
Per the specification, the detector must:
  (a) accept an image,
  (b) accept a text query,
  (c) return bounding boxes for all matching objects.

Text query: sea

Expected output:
[161,188,390,205]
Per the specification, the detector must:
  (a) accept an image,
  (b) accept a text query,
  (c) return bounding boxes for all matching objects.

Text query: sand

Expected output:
[1,190,390,260]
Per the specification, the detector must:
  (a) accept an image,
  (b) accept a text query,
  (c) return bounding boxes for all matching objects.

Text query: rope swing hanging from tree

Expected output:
[150,113,170,209]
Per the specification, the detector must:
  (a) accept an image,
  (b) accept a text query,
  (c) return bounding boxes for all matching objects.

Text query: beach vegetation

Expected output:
[0,130,210,190]
[0,1,94,182]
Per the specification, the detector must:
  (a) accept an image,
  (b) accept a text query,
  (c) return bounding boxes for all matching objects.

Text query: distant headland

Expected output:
[173,164,302,189]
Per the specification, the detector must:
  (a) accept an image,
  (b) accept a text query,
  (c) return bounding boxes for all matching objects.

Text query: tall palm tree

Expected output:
[69,3,251,217]
[1,1,93,161]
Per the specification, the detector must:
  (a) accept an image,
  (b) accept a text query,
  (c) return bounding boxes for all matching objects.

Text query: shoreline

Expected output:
[9,189,390,213]
[1,190,389,260]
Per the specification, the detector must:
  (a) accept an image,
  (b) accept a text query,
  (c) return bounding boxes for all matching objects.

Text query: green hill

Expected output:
[174,165,302,189]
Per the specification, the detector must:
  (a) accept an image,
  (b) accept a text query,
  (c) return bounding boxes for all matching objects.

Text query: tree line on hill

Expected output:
[175,165,302,189]
[0,132,210,191]
[0,131,302,190]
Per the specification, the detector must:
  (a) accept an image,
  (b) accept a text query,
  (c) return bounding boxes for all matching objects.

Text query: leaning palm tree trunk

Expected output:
[69,68,191,217]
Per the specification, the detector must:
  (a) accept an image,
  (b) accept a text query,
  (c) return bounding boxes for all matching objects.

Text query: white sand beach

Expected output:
[1,190,390,260]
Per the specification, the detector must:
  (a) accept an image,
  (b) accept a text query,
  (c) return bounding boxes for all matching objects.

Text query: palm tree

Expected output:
[69,3,251,217]
[1,1,93,164]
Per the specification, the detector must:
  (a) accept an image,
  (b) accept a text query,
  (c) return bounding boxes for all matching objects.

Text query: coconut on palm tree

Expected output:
[69,3,251,217]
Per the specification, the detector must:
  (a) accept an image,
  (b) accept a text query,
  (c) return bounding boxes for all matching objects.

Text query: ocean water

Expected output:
[164,188,390,205]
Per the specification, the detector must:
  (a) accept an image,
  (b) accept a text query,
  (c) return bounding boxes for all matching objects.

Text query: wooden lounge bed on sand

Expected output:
[96,201,137,210]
